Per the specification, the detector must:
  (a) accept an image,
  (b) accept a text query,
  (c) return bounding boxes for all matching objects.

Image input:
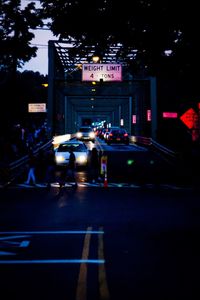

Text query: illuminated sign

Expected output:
[28,103,46,113]
[163,112,177,118]
[82,64,122,82]
[180,108,198,129]
[147,109,151,121]
[132,115,136,124]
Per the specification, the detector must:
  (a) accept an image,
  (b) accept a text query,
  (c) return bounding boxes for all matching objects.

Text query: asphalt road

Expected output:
[0,184,199,300]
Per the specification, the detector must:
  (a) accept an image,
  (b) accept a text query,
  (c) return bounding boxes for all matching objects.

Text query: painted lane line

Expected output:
[0,230,104,235]
[0,235,31,240]
[98,226,110,300]
[0,241,28,246]
[0,235,31,255]
[76,226,92,300]
[0,251,16,256]
[0,259,105,265]
[20,241,30,247]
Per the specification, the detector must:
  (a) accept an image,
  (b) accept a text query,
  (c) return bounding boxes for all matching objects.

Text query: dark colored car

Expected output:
[104,126,120,141]
[106,128,129,145]
[99,128,108,139]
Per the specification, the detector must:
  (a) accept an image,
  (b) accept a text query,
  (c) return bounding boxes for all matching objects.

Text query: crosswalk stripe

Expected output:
[5,182,192,190]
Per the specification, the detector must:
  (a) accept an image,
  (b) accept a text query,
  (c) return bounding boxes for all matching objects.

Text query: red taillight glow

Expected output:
[124,133,128,137]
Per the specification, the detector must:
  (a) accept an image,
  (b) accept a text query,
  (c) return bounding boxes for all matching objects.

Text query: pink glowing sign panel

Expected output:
[163,112,178,118]
[147,109,151,121]
[132,115,137,124]
[82,64,122,82]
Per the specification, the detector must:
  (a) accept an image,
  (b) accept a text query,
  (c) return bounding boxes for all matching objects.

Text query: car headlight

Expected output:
[77,155,87,164]
[89,132,95,138]
[77,132,82,138]
[56,155,65,163]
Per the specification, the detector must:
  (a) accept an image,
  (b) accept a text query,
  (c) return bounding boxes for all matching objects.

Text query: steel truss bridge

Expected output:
[47,40,157,138]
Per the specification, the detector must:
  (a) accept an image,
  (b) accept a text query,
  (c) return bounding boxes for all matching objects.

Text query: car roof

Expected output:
[56,140,87,151]
[110,128,127,132]
[60,140,84,144]
[59,140,84,145]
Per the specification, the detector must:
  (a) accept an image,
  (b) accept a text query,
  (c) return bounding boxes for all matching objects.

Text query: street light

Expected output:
[92,55,100,63]
[42,83,48,88]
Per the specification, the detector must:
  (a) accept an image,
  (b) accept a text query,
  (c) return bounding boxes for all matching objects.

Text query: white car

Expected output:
[55,140,89,167]
[76,126,95,142]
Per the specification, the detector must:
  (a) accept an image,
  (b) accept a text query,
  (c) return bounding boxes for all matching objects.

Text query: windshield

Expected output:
[79,127,93,132]
[57,143,86,152]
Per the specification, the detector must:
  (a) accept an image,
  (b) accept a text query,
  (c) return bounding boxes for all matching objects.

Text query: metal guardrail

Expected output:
[130,135,152,146]
[131,135,177,164]
[150,139,176,158]
[0,140,53,186]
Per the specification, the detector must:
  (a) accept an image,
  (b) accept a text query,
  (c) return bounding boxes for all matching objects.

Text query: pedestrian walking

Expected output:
[25,150,37,185]
[89,147,100,183]
[57,166,67,190]
[45,147,56,190]
[67,148,77,187]
[36,148,46,182]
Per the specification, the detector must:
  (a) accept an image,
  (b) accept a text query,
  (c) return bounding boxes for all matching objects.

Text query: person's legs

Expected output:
[45,166,55,189]
[26,168,32,184]
[30,168,36,185]
[25,168,36,185]
[68,168,77,187]
[73,169,77,187]
[33,169,36,184]
[25,169,31,184]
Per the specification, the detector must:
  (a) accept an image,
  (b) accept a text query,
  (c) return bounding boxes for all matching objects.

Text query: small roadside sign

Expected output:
[28,103,47,113]
[180,108,198,129]
[100,155,108,175]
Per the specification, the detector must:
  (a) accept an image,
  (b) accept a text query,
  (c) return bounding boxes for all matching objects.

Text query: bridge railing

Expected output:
[0,139,53,186]
[130,135,178,164]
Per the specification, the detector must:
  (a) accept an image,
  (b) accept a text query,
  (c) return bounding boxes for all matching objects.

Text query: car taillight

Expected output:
[124,133,128,137]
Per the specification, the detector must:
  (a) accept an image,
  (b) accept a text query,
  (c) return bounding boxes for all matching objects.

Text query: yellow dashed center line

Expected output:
[98,226,110,300]
[76,226,92,300]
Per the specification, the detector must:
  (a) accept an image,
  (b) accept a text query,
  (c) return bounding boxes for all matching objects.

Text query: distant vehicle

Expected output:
[98,128,108,139]
[104,126,121,141]
[95,127,104,137]
[106,128,129,145]
[55,140,89,167]
[76,126,95,142]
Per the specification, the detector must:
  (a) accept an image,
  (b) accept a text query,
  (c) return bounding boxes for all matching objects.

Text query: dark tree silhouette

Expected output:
[0,0,43,74]
[39,0,199,77]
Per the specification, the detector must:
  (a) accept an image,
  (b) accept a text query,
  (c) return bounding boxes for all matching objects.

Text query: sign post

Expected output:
[180,107,200,141]
[100,155,108,187]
